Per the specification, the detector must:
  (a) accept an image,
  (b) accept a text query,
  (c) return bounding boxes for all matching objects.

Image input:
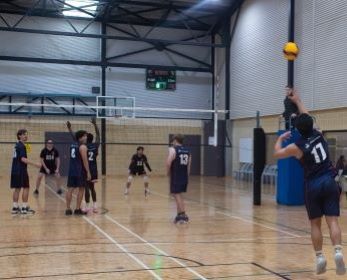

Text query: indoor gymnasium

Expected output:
[0,0,347,279]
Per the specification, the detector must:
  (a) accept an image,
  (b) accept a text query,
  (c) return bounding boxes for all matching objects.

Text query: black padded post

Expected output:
[253,127,266,205]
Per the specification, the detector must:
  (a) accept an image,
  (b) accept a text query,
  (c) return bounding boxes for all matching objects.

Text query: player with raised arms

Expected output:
[274,89,345,275]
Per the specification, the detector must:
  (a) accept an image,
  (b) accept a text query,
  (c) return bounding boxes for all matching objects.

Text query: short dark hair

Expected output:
[17,129,27,140]
[295,113,314,138]
[172,134,184,144]
[137,146,144,151]
[75,130,87,141]
[87,133,94,143]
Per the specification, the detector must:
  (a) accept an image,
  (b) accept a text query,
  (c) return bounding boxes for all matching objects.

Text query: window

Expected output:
[63,0,98,18]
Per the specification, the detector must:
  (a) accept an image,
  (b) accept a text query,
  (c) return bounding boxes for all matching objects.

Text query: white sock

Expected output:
[13,202,18,208]
[316,250,324,257]
[335,245,343,254]
[93,202,97,208]
[22,203,27,208]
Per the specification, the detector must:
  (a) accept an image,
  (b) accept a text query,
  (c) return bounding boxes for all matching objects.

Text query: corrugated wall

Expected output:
[229,0,289,119]
[0,14,213,118]
[229,0,347,120]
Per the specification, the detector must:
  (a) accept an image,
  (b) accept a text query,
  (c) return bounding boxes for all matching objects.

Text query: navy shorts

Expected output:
[170,183,188,194]
[67,175,86,188]
[40,166,56,175]
[130,170,146,176]
[11,172,30,189]
[305,174,340,220]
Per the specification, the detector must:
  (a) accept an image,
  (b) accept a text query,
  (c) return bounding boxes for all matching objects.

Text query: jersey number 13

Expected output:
[179,154,189,165]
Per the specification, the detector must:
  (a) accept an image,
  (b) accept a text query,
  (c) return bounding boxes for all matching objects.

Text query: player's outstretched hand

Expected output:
[279,131,291,141]
[66,121,72,129]
[287,89,301,104]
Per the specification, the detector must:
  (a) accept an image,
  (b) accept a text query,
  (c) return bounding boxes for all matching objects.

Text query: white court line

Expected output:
[150,190,302,238]
[104,214,208,280]
[45,184,162,280]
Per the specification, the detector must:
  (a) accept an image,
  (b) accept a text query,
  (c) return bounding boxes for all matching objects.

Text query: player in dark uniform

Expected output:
[11,129,41,214]
[84,118,100,213]
[65,129,91,216]
[166,134,191,224]
[33,139,62,195]
[124,146,152,196]
[274,89,345,276]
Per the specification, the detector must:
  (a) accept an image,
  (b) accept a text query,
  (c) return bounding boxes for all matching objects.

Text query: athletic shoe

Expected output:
[25,207,35,214]
[335,251,346,275]
[74,209,87,215]
[93,206,98,213]
[21,207,35,215]
[181,213,189,223]
[174,213,189,224]
[33,189,39,196]
[82,207,90,213]
[57,189,63,195]
[11,207,20,214]
[174,215,181,224]
[65,209,73,216]
[145,188,150,196]
[124,188,129,195]
[316,254,327,275]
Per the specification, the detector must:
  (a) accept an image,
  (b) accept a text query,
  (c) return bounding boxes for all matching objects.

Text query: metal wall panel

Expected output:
[0,61,100,94]
[229,0,289,119]
[313,0,347,110]
[106,24,211,68]
[106,67,212,118]
[0,14,101,61]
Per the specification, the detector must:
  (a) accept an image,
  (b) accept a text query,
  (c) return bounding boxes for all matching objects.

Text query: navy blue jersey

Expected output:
[87,143,99,169]
[170,146,190,185]
[11,141,27,175]
[295,129,336,180]
[68,143,84,177]
[129,154,152,172]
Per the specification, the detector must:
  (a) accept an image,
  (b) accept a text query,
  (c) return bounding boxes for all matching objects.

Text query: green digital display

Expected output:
[146,69,176,91]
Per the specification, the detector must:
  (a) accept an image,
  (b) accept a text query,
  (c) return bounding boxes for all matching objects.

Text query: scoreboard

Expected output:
[146,69,176,91]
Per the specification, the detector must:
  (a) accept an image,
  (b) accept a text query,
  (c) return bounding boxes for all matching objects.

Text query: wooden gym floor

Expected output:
[0,176,346,280]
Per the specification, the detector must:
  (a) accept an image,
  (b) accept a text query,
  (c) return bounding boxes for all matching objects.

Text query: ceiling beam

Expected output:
[0,26,224,47]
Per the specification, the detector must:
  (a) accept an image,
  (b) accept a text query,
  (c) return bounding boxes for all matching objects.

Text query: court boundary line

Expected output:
[252,262,292,280]
[52,183,209,280]
[104,214,209,280]
[45,184,163,280]
[150,190,302,238]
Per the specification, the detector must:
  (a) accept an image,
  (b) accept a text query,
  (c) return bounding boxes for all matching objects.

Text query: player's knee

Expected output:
[143,176,149,183]
[127,176,133,183]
